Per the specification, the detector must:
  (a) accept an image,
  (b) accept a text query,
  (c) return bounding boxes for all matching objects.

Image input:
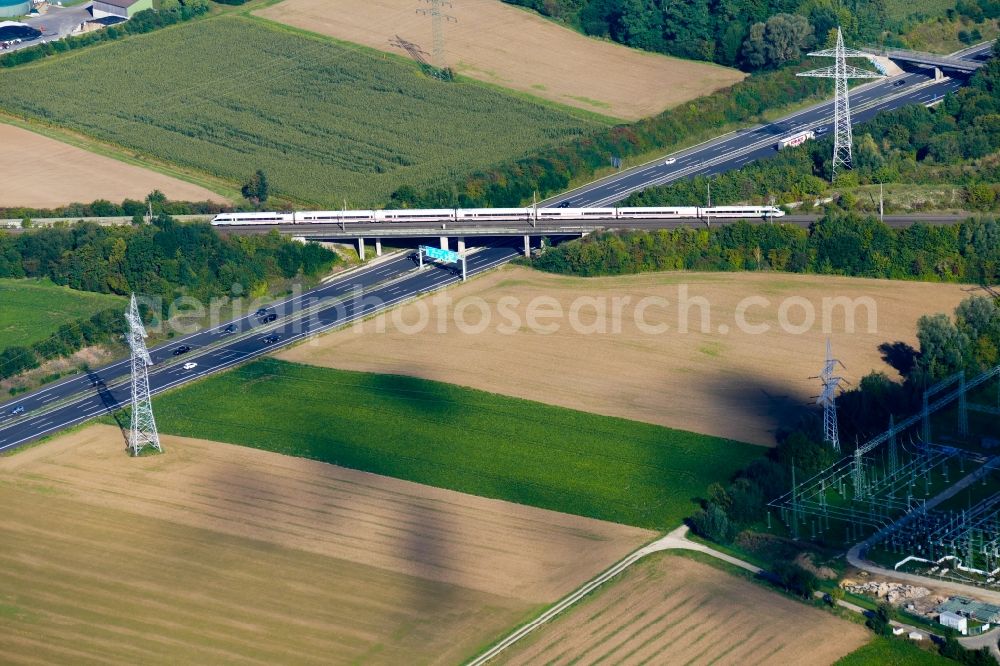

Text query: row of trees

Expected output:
[0,0,209,69]
[0,216,338,377]
[0,191,226,223]
[529,216,1000,285]
[0,216,338,307]
[625,41,1000,213]
[0,308,124,381]
[501,0,903,70]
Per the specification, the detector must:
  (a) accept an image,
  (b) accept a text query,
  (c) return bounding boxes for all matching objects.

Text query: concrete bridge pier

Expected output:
[523,234,531,257]
[457,237,466,255]
[375,238,382,257]
[440,236,449,251]
[357,237,365,261]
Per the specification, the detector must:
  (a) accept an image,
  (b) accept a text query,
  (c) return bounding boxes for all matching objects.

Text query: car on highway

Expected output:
[893,79,906,87]
[556,200,572,208]
[10,405,25,416]
[663,157,677,165]
[182,362,198,370]
[259,312,277,323]
[172,345,191,356]
[254,307,269,317]
[408,252,420,265]
[262,334,281,345]
[220,323,237,335]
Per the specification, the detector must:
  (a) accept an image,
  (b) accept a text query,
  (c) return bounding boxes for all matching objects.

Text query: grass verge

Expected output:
[834,636,954,665]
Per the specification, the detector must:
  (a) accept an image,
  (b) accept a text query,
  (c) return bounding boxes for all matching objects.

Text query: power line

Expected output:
[416,0,456,75]
[125,293,161,455]
[798,27,884,181]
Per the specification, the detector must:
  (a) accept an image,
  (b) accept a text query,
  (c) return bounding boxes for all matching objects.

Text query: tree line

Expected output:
[0,191,226,224]
[528,215,1000,285]
[0,216,338,379]
[0,307,125,381]
[501,0,920,71]
[0,215,337,306]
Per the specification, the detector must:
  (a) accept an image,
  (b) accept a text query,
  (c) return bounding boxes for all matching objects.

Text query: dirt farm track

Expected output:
[496,552,870,665]
[256,0,745,121]
[0,425,652,664]
[279,267,972,446]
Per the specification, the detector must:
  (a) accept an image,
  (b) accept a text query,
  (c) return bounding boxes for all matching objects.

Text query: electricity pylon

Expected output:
[798,28,884,181]
[125,293,161,455]
[416,0,456,74]
[813,338,846,452]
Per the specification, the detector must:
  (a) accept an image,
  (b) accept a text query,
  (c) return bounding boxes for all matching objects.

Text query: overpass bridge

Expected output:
[3,213,977,259]
[866,47,986,74]
[220,213,975,259]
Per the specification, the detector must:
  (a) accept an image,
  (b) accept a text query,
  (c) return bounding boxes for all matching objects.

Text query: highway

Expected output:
[0,44,992,452]
[547,42,993,208]
[0,242,520,453]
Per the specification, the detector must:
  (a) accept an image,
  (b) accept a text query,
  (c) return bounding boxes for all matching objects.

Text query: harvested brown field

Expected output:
[255,0,745,121]
[278,266,970,446]
[0,124,226,208]
[0,425,653,663]
[496,552,870,665]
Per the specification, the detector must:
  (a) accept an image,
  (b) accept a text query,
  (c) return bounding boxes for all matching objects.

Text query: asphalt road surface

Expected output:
[547,43,992,207]
[0,242,520,453]
[0,45,992,451]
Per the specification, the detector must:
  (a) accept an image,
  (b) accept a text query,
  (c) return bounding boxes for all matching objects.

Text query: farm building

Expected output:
[937,597,1000,624]
[0,1,31,19]
[940,611,969,635]
[91,0,150,19]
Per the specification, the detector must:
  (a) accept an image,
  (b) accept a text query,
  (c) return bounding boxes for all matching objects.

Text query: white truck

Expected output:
[777,129,816,150]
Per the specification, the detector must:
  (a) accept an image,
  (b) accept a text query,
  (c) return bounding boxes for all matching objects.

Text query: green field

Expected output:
[151,358,764,529]
[0,15,594,207]
[835,637,953,665]
[0,278,124,351]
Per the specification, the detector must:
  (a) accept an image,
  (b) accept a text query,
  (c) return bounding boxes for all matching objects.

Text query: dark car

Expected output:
[893,79,906,87]
[556,200,572,208]
[255,307,269,317]
[172,345,191,356]
[408,252,420,264]
[220,323,237,335]
[259,313,277,323]
[262,334,281,345]
[10,405,25,416]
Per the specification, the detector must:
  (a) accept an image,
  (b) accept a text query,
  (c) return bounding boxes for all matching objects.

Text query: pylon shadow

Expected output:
[86,369,127,434]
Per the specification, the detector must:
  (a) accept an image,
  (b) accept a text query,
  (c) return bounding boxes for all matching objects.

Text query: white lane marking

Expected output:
[0,249,519,452]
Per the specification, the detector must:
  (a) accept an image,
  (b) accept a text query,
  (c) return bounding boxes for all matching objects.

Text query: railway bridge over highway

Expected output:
[874,47,987,74]
[268,213,976,260]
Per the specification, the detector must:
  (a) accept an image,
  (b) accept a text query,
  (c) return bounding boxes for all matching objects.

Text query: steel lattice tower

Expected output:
[125,293,161,455]
[798,28,884,180]
[417,0,456,73]
[814,338,846,452]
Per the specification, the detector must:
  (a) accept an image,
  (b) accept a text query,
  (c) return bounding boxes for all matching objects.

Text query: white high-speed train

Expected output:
[210,205,784,226]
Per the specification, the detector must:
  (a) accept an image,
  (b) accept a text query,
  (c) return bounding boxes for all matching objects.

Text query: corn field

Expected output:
[0,16,593,206]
